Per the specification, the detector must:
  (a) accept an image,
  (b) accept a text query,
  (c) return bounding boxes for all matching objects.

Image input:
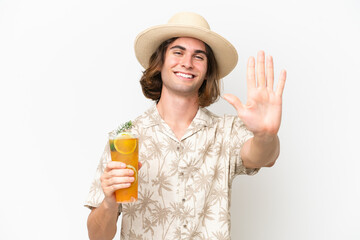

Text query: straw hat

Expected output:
[134,12,238,79]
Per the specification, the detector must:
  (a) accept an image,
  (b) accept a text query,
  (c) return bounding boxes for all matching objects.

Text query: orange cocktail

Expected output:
[109,132,138,203]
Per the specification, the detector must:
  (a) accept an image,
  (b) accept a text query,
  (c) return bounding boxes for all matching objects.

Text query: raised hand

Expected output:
[223,51,286,138]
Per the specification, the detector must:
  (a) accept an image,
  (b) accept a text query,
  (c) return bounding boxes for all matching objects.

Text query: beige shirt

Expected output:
[85,105,259,240]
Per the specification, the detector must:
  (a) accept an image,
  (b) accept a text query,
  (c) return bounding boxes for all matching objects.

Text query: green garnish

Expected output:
[116,121,133,134]
[109,140,116,151]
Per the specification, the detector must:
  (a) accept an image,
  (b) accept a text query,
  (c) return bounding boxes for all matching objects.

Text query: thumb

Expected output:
[222,94,244,114]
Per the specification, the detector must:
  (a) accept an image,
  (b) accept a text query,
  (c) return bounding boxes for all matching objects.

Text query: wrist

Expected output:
[253,133,278,144]
[103,197,120,211]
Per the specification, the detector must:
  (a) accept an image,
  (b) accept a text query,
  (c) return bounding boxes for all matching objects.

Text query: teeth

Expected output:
[176,72,194,79]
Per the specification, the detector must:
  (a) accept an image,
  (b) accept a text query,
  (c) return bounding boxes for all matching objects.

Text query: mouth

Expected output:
[174,72,195,79]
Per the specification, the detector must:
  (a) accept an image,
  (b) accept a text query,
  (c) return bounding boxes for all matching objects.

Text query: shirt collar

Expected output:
[140,104,215,141]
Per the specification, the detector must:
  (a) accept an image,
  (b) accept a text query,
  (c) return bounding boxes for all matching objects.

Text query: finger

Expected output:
[104,182,132,193]
[111,183,131,190]
[101,177,133,195]
[105,161,127,172]
[223,94,244,114]
[266,55,274,91]
[108,176,135,186]
[247,56,256,91]
[275,69,287,97]
[257,50,266,88]
[108,168,135,177]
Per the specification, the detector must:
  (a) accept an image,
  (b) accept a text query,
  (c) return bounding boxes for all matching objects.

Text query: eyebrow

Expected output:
[169,45,207,56]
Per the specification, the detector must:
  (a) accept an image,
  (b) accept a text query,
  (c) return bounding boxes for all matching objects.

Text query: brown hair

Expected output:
[139,37,220,107]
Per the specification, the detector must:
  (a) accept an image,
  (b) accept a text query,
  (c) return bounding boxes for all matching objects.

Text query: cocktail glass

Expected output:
[109,132,138,203]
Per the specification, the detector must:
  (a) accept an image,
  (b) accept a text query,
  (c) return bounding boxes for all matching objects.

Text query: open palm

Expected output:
[224,51,286,137]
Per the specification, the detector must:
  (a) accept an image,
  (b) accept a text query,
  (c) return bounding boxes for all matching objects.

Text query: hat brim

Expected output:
[134,24,238,79]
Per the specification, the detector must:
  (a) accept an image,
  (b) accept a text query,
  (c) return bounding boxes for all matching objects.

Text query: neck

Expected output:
[157,91,199,140]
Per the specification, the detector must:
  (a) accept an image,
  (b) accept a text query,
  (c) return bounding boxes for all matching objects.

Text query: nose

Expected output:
[180,54,193,69]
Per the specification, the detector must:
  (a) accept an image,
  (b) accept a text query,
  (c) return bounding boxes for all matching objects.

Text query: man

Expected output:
[85,12,286,240]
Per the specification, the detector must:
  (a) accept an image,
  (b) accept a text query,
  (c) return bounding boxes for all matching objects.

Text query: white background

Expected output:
[1,0,359,239]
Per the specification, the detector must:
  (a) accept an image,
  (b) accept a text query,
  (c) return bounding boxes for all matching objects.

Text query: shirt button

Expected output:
[177,146,180,150]
[182,198,186,202]
[180,172,184,176]
[183,224,187,228]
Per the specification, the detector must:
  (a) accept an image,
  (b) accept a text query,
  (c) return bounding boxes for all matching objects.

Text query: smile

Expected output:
[175,72,195,79]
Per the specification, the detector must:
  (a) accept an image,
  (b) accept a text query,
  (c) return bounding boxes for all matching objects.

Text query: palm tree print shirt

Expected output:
[85,105,259,240]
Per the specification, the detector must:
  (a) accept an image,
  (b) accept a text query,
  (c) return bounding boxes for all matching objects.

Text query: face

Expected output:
[160,37,208,98]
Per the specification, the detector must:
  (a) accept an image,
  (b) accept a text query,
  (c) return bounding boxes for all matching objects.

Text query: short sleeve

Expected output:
[227,116,260,179]
[84,142,110,210]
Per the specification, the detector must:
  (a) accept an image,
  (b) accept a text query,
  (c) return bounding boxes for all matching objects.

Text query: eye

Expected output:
[194,55,205,60]
[173,51,182,56]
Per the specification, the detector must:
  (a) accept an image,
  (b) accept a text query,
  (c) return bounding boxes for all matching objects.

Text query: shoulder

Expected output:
[132,105,160,130]
[107,106,156,136]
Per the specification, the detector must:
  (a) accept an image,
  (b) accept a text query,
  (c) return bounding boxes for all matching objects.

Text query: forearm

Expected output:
[87,200,120,240]
[241,135,280,168]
